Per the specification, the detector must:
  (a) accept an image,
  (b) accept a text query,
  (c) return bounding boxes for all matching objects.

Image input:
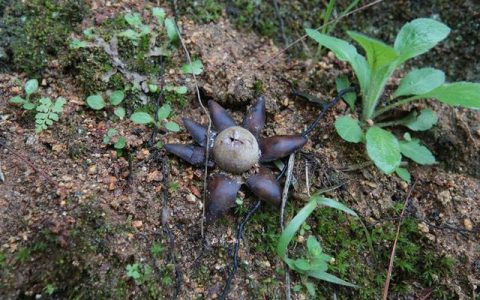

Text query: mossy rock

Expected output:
[0,0,87,75]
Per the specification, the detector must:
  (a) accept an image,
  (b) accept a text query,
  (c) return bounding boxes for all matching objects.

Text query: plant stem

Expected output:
[374,119,406,128]
[373,96,418,119]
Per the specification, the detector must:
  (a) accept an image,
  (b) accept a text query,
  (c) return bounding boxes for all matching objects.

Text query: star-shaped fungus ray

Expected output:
[164,96,307,222]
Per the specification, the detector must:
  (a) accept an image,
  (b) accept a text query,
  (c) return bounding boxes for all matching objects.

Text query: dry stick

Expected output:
[0,139,57,187]
[160,155,182,299]
[258,0,384,69]
[280,153,296,300]
[272,0,288,46]
[382,179,417,300]
[176,24,212,237]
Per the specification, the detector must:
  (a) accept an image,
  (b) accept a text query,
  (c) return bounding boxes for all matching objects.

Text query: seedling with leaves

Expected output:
[9,79,39,110]
[35,97,66,133]
[277,194,358,294]
[86,90,126,119]
[9,79,67,133]
[307,18,480,179]
[130,104,180,132]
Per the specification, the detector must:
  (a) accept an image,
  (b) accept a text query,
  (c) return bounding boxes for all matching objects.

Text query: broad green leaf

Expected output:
[307,236,322,257]
[277,198,317,259]
[157,104,172,120]
[164,121,180,132]
[335,75,356,110]
[394,18,450,63]
[400,139,436,165]
[109,90,125,105]
[23,102,36,110]
[124,13,142,27]
[395,167,411,183]
[316,197,358,217]
[393,68,445,97]
[403,109,438,131]
[175,86,188,94]
[148,84,159,93]
[114,137,126,149]
[365,126,401,174]
[347,31,398,69]
[69,39,88,49]
[114,107,126,119]
[306,29,370,93]
[52,97,66,113]
[307,271,358,288]
[152,7,166,23]
[165,18,178,42]
[419,82,480,109]
[334,115,363,143]
[86,94,105,110]
[9,96,25,104]
[182,59,203,75]
[118,29,140,41]
[293,259,311,271]
[130,112,154,124]
[25,79,39,96]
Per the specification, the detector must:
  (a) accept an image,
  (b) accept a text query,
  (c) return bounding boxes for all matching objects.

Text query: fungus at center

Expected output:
[213,126,260,174]
[164,96,307,221]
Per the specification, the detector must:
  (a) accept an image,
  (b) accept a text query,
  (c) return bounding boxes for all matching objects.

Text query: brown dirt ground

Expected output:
[1,3,480,300]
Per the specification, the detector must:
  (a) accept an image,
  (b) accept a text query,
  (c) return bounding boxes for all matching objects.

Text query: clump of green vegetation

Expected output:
[70,7,200,113]
[9,79,66,133]
[308,207,455,299]
[307,18,480,179]
[277,195,358,297]
[129,103,180,133]
[176,0,224,24]
[0,0,87,75]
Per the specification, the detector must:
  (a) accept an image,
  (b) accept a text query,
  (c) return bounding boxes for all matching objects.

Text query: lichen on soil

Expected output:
[1,1,479,299]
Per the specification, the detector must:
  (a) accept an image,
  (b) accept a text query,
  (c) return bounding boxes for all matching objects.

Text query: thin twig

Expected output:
[382,179,417,300]
[175,23,212,237]
[280,153,295,300]
[258,0,384,69]
[302,87,356,137]
[272,0,288,46]
[158,154,182,299]
[219,200,262,300]
[149,56,166,146]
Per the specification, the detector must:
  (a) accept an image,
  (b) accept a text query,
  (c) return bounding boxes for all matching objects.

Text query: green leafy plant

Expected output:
[130,103,180,132]
[307,18,480,179]
[9,79,66,133]
[277,194,359,294]
[103,128,126,150]
[9,79,39,110]
[86,90,126,119]
[35,97,66,133]
[126,263,153,285]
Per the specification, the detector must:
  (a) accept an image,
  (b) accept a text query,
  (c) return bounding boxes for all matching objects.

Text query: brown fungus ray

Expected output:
[246,167,281,207]
[259,135,308,162]
[208,100,236,131]
[164,144,213,167]
[206,174,241,222]
[242,96,266,137]
[182,118,213,147]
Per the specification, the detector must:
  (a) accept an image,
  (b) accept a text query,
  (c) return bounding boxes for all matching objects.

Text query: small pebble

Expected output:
[464,218,473,231]
[418,222,429,233]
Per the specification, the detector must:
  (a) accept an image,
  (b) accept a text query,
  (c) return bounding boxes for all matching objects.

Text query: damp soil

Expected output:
[0,1,479,299]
